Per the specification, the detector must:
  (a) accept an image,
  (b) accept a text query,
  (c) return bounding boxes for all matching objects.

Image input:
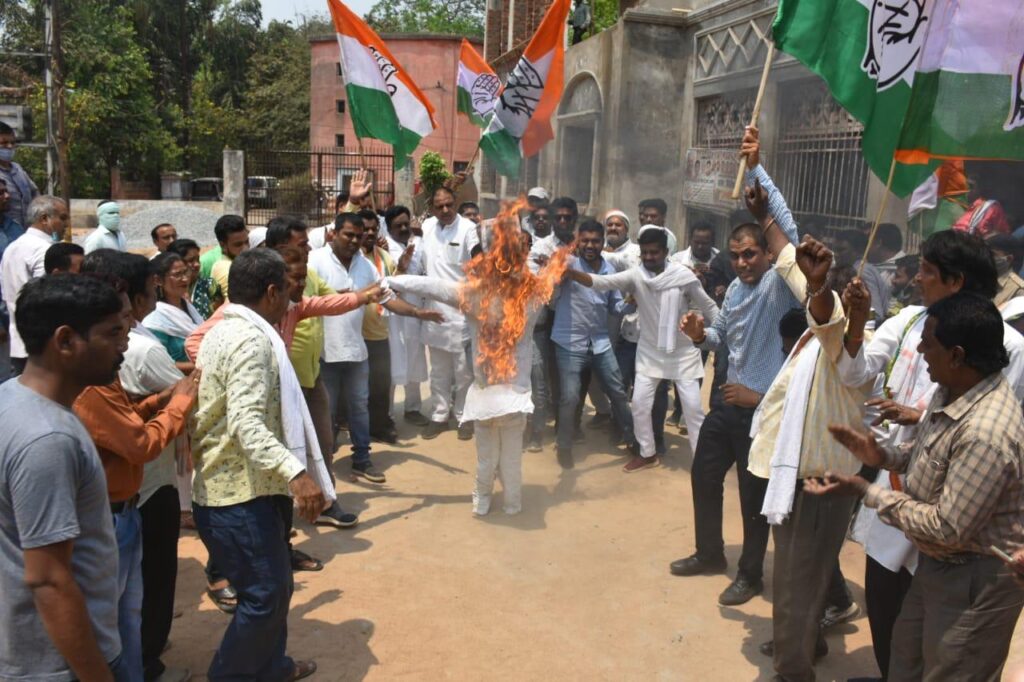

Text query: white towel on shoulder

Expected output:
[758,330,819,525]
[223,304,336,503]
[642,261,698,354]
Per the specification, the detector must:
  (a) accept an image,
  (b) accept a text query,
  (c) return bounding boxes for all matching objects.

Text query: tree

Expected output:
[366,0,484,38]
[237,20,311,150]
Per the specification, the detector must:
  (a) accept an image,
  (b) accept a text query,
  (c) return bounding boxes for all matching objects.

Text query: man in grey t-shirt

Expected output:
[0,274,130,681]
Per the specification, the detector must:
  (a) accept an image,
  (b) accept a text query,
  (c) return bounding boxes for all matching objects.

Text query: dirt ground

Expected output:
[169,404,1024,681]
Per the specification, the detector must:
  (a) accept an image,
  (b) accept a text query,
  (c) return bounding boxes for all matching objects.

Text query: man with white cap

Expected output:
[84,200,127,254]
[521,187,550,237]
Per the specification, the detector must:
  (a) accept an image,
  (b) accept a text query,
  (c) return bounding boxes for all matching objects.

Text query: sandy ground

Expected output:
[168,405,1024,681]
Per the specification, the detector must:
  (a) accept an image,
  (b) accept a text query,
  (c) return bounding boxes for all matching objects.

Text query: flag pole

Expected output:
[731,41,776,200]
[858,157,898,279]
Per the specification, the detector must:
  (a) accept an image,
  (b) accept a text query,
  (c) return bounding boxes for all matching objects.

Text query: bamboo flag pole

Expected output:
[731,41,776,200]
[858,157,898,279]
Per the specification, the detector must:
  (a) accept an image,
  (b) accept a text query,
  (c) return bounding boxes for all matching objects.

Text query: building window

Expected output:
[453,161,469,173]
[336,62,343,76]
[336,99,346,114]
[335,134,345,148]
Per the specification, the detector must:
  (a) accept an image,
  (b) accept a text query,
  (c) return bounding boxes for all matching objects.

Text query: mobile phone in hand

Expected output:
[990,544,1016,564]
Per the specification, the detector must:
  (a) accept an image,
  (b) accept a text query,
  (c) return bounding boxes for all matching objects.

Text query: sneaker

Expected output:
[404,411,430,426]
[587,413,612,429]
[623,455,659,473]
[457,421,475,440]
[526,438,543,453]
[316,502,359,528]
[557,447,574,469]
[352,463,386,484]
[718,576,764,606]
[423,421,446,440]
[820,602,860,629]
[153,667,191,682]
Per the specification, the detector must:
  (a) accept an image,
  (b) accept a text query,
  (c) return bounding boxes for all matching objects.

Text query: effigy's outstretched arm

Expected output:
[387,274,462,308]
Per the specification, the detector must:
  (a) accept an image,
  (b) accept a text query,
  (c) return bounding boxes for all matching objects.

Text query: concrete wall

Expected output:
[310,35,483,171]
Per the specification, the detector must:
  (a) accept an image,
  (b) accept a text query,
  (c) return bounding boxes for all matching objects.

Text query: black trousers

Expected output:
[690,403,769,581]
[865,555,914,680]
[139,485,180,681]
[366,339,394,435]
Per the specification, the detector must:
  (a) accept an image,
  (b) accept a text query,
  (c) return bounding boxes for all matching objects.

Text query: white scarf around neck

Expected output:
[144,300,204,339]
[222,304,336,503]
[641,261,698,354]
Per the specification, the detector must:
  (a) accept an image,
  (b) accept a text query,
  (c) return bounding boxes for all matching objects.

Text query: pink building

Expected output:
[310,34,484,174]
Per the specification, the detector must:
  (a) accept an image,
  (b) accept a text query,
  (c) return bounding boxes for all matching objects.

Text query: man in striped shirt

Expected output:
[671,126,802,607]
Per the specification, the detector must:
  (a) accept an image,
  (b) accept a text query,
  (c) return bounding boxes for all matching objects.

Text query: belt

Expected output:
[110,494,140,514]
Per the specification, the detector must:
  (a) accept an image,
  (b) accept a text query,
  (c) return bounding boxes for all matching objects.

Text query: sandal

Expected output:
[206,583,238,614]
[290,549,324,572]
[287,660,317,681]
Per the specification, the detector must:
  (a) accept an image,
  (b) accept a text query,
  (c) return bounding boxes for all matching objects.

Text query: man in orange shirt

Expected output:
[74,251,198,682]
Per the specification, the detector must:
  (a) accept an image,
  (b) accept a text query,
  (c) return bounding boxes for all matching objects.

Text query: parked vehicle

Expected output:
[246,175,279,208]
[190,177,223,202]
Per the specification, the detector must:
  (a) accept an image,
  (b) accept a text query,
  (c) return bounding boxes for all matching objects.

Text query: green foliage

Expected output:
[592,0,619,33]
[366,0,484,38]
[418,151,451,194]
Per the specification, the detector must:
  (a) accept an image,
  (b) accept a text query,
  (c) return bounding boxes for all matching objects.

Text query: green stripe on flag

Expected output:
[772,0,935,197]
[899,70,1024,161]
[480,127,522,178]
[457,87,488,129]
[346,83,423,169]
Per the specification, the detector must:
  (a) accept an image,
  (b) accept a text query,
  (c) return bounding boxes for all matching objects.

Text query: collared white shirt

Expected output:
[308,246,389,363]
[83,226,126,254]
[309,224,330,251]
[1,227,53,358]
[418,214,479,352]
[673,245,719,269]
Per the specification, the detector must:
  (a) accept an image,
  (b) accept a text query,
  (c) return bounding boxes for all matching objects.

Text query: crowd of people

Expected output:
[1,118,1024,682]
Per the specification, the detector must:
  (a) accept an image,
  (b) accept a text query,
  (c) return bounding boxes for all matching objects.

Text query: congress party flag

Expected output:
[457,39,500,128]
[480,0,572,177]
[773,0,1024,198]
[326,0,437,169]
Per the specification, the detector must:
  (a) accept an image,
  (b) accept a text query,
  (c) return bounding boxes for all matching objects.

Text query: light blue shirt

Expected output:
[698,164,800,395]
[551,256,625,355]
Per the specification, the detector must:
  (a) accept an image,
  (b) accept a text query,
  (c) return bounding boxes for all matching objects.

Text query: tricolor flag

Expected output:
[773,0,1024,198]
[457,39,500,128]
[480,0,572,178]
[327,0,437,169]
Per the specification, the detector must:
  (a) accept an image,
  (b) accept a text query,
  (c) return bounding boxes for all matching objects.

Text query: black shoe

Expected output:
[526,438,543,453]
[316,502,359,528]
[718,576,764,606]
[457,421,474,440]
[557,447,574,469]
[588,413,612,429]
[352,463,386,484]
[371,429,398,444]
[669,553,727,576]
[404,411,429,426]
[759,636,828,659]
[423,421,446,440]
[666,412,682,427]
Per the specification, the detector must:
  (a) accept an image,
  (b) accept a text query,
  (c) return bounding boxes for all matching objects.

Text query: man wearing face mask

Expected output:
[85,201,127,254]
[1,195,69,377]
[0,122,39,231]
[986,234,1024,309]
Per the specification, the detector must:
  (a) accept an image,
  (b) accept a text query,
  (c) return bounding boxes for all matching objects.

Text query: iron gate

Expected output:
[243,145,394,227]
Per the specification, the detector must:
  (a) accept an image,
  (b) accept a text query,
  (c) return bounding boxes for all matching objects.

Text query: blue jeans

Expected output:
[615,339,637,395]
[321,359,371,466]
[528,331,552,442]
[112,506,144,682]
[554,345,634,451]
[194,496,295,682]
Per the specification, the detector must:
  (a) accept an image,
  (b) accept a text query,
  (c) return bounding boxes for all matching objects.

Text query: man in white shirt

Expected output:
[309,212,438,483]
[417,186,480,440]
[674,221,719,275]
[84,201,127,254]
[383,205,429,425]
[1,195,68,375]
[566,228,719,472]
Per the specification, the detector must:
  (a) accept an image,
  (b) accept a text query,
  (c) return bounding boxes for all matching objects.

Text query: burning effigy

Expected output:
[388,198,571,516]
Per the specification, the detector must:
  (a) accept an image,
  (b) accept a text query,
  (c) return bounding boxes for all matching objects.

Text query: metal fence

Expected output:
[243,145,394,227]
[775,79,871,229]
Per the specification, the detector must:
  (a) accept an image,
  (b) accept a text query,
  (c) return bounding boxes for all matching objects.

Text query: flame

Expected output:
[460,198,572,384]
